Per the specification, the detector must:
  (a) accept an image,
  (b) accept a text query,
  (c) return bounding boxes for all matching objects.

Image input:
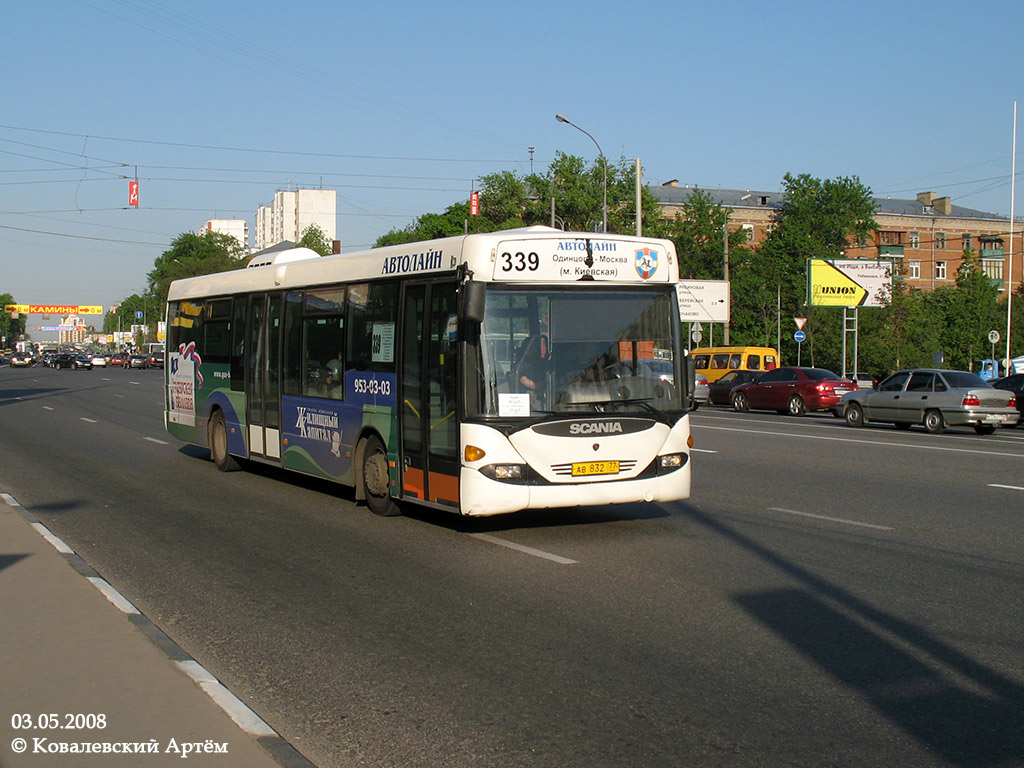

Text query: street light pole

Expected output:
[555,113,607,233]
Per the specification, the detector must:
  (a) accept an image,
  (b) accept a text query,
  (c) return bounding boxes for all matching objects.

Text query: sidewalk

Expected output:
[0,491,315,768]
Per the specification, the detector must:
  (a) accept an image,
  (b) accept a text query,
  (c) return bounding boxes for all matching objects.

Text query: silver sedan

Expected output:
[838,369,1019,435]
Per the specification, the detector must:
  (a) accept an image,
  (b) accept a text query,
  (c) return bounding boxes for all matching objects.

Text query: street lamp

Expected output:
[555,113,607,233]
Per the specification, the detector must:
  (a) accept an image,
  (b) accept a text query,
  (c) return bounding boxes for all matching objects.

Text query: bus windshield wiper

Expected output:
[580,397,672,425]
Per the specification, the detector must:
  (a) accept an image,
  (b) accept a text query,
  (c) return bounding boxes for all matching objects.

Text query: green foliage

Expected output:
[295,223,334,256]
[660,188,749,280]
[0,292,26,345]
[147,231,246,309]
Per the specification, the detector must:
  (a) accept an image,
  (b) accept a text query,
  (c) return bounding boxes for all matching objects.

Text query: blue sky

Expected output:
[3,0,1024,332]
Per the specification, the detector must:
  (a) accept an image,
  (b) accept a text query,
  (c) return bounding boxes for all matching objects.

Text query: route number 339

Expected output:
[499,251,540,272]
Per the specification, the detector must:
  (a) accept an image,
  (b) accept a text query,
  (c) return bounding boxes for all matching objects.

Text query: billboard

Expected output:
[807,259,893,308]
[5,304,105,315]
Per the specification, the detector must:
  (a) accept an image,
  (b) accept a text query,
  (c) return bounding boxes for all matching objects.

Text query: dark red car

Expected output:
[731,366,858,416]
[708,369,761,406]
[110,352,129,367]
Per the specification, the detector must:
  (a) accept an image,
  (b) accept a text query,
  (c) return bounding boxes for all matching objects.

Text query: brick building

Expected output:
[650,183,1021,294]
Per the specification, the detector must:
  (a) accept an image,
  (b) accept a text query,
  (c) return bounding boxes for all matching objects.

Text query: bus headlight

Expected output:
[493,464,524,480]
[659,453,685,471]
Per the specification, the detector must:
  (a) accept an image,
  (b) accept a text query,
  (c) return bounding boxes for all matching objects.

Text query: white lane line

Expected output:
[42,405,55,411]
[691,448,718,454]
[470,533,578,564]
[699,423,1024,459]
[80,417,98,423]
[768,507,895,531]
[988,483,1024,491]
[144,437,169,445]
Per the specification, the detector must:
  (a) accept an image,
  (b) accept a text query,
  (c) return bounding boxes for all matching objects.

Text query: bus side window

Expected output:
[729,354,741,369]
[764,355,777,370]
[711,354,728,369]
[748,355,761,370]
[693,355,709,371]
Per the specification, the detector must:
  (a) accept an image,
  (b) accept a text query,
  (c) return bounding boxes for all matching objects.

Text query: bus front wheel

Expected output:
[361,435,399,517]
[209,411,240,472]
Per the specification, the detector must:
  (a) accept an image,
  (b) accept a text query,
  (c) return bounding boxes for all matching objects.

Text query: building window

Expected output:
[908,260,921,279]
[935,261,947,280]
[936,232,946,250]
[962,233,972,251]
[982,259,1004,282]
[740,223,755,243]
[909,231,921,248]
[878,231,902,246]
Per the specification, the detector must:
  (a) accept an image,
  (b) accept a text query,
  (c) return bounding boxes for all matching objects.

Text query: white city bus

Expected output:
[164,226,692,516]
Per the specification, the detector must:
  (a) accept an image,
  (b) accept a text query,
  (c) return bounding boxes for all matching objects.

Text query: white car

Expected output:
[691,373,709,410]
[90,354,108,367]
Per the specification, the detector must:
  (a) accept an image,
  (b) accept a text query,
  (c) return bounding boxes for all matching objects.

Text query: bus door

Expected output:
[245,292,283,460]
[400,281,460,507]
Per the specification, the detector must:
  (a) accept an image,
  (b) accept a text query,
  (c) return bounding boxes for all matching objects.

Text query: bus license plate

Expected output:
[571,460,620,477]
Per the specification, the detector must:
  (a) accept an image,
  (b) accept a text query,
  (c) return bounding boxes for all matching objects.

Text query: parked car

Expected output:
[690,373,709,410]
[731,366,857,416]
[127,354,148,369]
[839,369,1019,435]
[708,370,761,406]
[848,371,878,389]
[110,352,129,367]
[990,373,1024,425]
[9,352,33,367]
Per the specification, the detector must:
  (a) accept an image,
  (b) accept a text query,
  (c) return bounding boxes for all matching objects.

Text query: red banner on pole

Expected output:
[129,180,139,207]
[469,191,479,216]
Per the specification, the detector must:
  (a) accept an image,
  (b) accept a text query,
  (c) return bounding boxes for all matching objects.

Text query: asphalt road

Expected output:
[1,364,1023,768]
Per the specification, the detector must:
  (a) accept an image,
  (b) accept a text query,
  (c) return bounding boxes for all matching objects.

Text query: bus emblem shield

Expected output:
[635,248,658,280]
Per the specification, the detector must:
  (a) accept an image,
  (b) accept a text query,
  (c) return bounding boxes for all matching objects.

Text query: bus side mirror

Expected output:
[683,354,696,400]
[461,281,486,324]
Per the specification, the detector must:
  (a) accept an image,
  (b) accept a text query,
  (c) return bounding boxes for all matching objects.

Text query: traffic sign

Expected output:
[794,317,807,330]
[794,330,806,343]
[988,329,1000,344]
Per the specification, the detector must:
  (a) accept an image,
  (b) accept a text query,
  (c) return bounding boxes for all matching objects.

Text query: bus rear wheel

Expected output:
[361,435,399,517]
[209,411,240,472]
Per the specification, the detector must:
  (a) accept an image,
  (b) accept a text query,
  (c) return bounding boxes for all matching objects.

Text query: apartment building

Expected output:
[253,188,337,252]
[650,183,1020,293]
[198,219,249,252]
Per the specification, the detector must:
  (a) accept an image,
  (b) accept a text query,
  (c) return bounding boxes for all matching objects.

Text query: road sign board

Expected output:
[988,330,1000,344]
[794,317,807,330]
[794,330,806,343]
[676,280,730,323]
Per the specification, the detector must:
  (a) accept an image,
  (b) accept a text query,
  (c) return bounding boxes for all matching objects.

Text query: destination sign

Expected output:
[492,238,671,283]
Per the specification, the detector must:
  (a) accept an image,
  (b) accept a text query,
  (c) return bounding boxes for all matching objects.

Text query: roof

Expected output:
[648,184,1010,223]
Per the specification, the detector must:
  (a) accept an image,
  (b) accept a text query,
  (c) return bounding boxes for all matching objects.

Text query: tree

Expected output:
[295,223,334,256]
[730,173,878,359]
[146,231,246,309]
[0,293,26,347]
[661,188,749,280]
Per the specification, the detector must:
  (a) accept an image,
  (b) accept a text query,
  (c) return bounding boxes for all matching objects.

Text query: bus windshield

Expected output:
[471,286,683,418]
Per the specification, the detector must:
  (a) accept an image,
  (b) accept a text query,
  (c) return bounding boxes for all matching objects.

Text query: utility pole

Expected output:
[723,224,731,344]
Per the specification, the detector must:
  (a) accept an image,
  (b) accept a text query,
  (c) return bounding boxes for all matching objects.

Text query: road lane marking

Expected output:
[144,437,169,445]
[691,448,718,454]
[470,533,578,564]
[988,483,1024,491]
[42,405,54,411]
[768,507,895,531]
[697,423,1024,459]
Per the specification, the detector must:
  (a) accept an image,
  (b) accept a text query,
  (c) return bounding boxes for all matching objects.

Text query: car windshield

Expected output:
[469,286,684,417]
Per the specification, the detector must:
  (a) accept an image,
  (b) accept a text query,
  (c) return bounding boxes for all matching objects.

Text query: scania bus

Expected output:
[164,226,692,516]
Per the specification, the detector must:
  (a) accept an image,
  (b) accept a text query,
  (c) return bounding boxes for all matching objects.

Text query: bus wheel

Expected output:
[361,435,399,517]
[209,411,240,472]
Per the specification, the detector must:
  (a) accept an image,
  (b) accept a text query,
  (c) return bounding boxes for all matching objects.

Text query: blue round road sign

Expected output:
[794,330,806,343]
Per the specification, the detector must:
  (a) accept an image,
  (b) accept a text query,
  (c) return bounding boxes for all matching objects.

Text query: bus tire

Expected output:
[209,410,240,472]
[360,434,400,517]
